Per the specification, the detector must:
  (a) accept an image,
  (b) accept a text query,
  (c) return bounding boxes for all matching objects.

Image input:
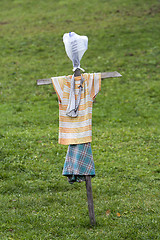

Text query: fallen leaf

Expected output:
[106,210,111,216]
[117,212,121,217]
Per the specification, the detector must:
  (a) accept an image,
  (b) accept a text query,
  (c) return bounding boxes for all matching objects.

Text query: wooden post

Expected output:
[85,176,96,225]
[74,69,96,225]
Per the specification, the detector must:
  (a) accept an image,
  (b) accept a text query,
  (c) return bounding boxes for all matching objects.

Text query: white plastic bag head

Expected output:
[63,32,88,71]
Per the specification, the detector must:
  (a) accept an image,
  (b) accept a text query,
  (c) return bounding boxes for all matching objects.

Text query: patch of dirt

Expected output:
[0,21,9,25]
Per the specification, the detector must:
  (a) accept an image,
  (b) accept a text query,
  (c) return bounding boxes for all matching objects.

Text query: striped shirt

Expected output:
[51,73,101,145]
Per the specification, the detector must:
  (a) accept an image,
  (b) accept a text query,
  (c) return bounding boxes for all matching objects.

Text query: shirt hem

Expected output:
[58,138,92,145]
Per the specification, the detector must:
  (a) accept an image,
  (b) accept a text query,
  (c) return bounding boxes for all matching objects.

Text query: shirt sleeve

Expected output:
[88,73,101,100]
[51,76,65,102]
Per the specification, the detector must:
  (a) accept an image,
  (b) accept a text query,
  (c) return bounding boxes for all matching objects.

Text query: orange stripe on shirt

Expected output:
[59,136,92,145]
[59,101,93,111]
[59,125,92,133]
[59,113,92,123]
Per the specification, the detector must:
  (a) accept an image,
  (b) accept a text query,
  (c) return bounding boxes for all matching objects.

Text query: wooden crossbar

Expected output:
[36,71,122,85]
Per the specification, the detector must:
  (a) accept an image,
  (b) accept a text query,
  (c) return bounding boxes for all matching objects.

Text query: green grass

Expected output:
[0,0,160,239]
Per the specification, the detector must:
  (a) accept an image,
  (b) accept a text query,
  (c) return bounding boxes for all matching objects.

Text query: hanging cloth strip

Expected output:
[66,74,84,118]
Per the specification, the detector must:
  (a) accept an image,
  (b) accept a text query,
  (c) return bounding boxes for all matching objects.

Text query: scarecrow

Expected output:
[37,32,121,224]
[51,32,101,184]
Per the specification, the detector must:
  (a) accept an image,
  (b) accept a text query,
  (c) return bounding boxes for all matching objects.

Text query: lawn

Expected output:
[0,0,160,239]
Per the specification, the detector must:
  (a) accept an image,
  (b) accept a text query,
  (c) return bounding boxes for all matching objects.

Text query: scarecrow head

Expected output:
[63,32,88,72]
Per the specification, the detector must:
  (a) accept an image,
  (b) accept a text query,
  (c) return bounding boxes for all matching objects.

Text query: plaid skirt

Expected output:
[63,142,95,183]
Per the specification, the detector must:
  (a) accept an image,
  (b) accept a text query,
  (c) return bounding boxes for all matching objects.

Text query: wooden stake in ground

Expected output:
[85,175,96,225]
[37,70,122,225]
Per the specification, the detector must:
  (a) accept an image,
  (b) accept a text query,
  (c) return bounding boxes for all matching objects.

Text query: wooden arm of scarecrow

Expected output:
[36,71,122,86]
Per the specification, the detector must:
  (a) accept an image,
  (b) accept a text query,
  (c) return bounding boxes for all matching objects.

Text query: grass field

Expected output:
[0,0,160,239]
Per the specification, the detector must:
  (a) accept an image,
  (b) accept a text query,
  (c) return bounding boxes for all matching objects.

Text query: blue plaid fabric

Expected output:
[63,142,95,183]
